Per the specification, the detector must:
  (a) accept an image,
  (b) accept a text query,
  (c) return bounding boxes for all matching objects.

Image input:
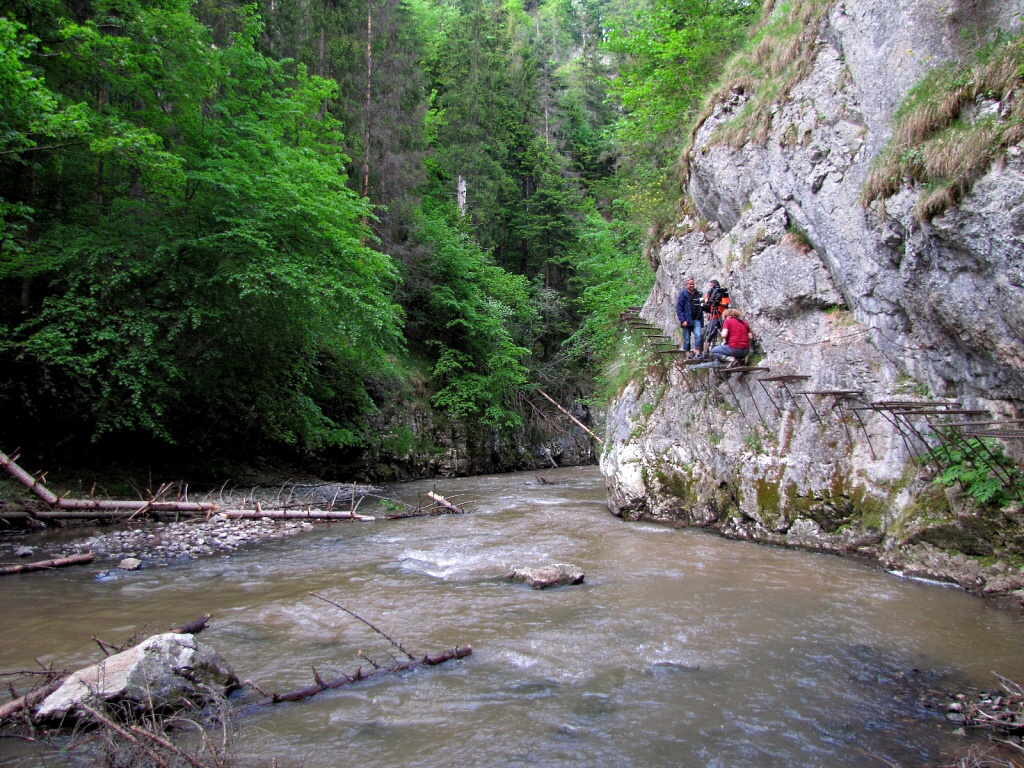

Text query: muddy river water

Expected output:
[2,466,1024,767]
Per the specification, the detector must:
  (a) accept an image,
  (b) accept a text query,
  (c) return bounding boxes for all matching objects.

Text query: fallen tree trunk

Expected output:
[169,614,212,635]
[0,553,95,576]
[0,676,66,723]
[1,450,376,522]
[11,507,374,522]
[536,389,603,444]
[0,451,58,505]
[218,509,374,521]
[426,492,468,514]
[244,645,473,709]
[236,593,473,710]
[50,499,218,513]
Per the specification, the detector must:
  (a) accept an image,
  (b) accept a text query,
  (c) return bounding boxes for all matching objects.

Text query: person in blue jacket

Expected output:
[675,277,704,358]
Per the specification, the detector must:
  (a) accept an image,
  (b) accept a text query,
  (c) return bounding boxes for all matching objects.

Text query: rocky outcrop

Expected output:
[601,0,1024,605]
[37,633,238,722]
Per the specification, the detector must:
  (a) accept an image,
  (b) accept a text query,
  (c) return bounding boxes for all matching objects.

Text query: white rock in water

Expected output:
[117,557,142,570]
[508,563,585,589]
[37,633,237,722]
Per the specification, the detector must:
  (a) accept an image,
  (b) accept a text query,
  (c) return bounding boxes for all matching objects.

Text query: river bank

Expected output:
[0,473,386,573]
[0,515,320,573]
[2,466,1024,767]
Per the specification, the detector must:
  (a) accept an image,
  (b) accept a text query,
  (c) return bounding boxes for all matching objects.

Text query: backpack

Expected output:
[705,286,730,318]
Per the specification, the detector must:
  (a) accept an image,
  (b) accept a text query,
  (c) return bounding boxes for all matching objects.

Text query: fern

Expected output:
[929,437,1023,507]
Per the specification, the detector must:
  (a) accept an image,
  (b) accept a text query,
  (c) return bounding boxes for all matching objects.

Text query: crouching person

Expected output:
[711,308,752,367]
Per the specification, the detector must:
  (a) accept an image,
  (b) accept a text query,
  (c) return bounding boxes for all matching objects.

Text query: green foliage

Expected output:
[0,1,402,455]
[744,430,765,455]
[928,438,1024,507]
[404,205,534,429]
[0,0,769,471]
[0,15,89,253]
[562,199,651,392]
[606,0,759,157]
[605,0,761,225]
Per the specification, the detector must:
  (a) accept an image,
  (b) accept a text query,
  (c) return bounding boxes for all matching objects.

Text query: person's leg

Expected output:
[693,321,703,355]
[681,325,693,352]
[711,343,729,362]
[726,347,750,366]
[703,320,720,356]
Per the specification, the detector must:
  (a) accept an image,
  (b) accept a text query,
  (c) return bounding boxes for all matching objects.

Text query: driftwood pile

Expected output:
[0,450,378,523]
[0,449,475,576]
[946,674,1024,735]
[1,450,472,525]
[0,614,214,724]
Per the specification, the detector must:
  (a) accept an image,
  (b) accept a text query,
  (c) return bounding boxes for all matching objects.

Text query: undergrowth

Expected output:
[926,436,1024,507]
[862,31,1024,221]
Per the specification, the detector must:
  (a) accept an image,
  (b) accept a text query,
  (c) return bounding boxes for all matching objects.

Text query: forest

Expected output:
[0,0,759,476]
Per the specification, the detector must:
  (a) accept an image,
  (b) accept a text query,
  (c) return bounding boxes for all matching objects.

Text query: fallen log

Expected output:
[0,553,95,576]
[6,507,374,522]
[0,676,66,723]
[169,614,212,635]
[0,448,376,523]
[218,509,374,521]
[237,593,473,709]
[51,499,218,513]
[247,645,473,708]
[426,491,468,514]
[0,450,59,505]
[536,389,603,444]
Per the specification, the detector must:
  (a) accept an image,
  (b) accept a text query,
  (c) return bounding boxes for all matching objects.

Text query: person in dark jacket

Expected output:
[675,277,704,358]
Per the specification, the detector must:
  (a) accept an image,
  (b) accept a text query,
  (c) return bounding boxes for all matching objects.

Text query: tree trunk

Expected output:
[250,645,473,707]
[426,491,467,514]
[0,553,95,576]
[362,0,373,202]
[1,450,376,522]
[0,451,58,504]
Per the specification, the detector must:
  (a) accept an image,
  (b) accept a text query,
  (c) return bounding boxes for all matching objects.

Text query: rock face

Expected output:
[508,563,586,589]
[601,0,1024,604]
[37,633,238,722]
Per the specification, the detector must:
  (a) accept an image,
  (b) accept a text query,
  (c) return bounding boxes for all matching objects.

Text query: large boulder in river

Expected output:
[37,633,238,723]
[508,563,585,589]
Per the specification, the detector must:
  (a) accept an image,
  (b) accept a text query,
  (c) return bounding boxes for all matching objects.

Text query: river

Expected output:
[2,466,1023,767]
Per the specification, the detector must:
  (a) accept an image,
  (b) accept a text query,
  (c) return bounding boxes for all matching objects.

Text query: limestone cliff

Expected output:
[601,0,1024,605]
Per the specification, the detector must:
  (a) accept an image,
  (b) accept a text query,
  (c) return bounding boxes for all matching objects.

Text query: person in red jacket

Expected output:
[710,308,752,366]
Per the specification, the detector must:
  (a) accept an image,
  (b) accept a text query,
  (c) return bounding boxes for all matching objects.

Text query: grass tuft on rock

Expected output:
[680,0,837,182]
[862,32,1024,221]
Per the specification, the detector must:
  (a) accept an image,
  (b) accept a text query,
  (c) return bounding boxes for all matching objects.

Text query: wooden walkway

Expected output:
[621,307,1023,497]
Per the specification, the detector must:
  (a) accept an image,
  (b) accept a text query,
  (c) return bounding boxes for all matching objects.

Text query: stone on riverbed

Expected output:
[37,633,238,723]
[508,563,585,589]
